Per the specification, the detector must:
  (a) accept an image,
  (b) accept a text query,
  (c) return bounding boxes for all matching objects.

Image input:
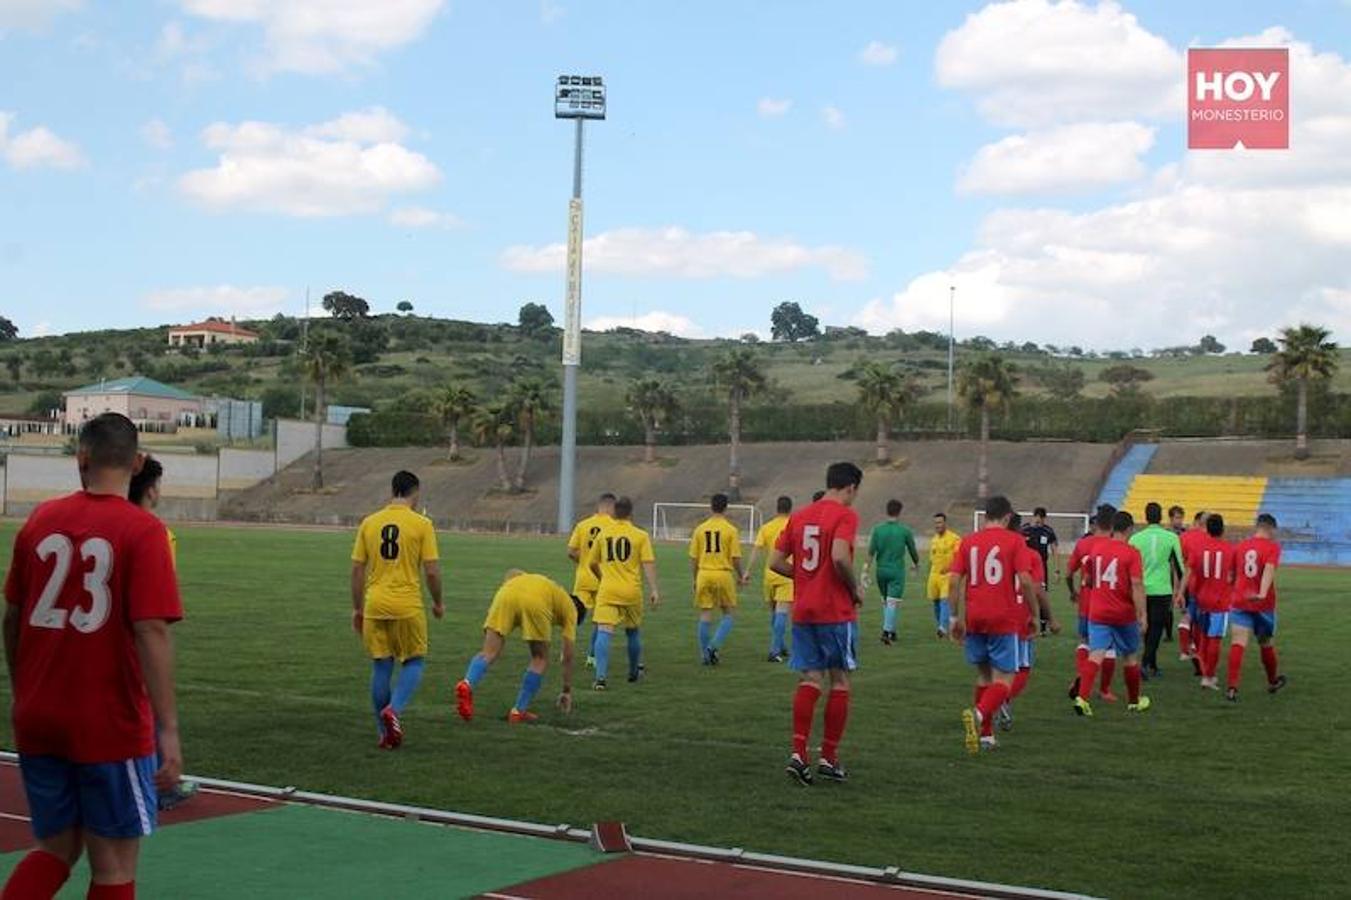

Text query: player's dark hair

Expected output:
[391,470,420,497]
[1206,513,1224,537]
[934,512,946,520]
[776,496,792,514]
[614,496,634,519]
[78,413,139,470]
[1145,502,1162,524]
[1257,513,1277,529]
[711,493,729,513]
[1168,505,1184,519]
[886,498,902,517]
[599,492,616,504]
[825,461,864,491]
[1113,511,1134,534]
[1194,511,1206,524]
[1008,512,1022,531]
[1095,504,1117,531]
[1034,506,1048,518]
[571,595,588,626]
[812,490,826,502]
[128,456,163,506]
[984,495,1013,521]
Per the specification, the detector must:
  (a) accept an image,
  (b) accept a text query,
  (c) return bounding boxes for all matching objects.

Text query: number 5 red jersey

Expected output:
[776,499,859,624]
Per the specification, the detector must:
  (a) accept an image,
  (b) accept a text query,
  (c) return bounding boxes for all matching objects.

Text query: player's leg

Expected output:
[1202,613,1227,689]
[711,605,735,655]
[1227,615,1252,699]
[83,835,139,898]
[593,621,615,688]
[1258,614,1285,692]
[457,629,505,721]
[975,647,1016,748]
[3,757,82,900]
[1098,648,1118,701]
[509,641,550,721]
[1,829,79,900]
[1076,627,1110,713]
[787,623,829,783]
[361,617,397,740]
[818,667,852,780]
[769,597,789,660]
[386,615,429,727]
[1120,626,1149,710]
[1142,595,1167,677]
[77,756,157,899]
[625,626,643,682]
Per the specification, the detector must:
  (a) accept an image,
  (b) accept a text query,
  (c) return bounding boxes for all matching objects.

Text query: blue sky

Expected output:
[2,1,1350,349]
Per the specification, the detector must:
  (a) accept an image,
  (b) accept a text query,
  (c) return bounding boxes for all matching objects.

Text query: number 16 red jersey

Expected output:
[950,527,1033,635]
[776,499,859,624]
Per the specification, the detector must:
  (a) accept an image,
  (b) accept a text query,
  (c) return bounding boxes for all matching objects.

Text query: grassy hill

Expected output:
[1,314,1347,443]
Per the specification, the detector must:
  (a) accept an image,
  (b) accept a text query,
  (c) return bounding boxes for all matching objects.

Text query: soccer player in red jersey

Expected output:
[950,496,1051,753]
[1228,513,1286,701]
[1073,511,1151,716]
[1185,514,1235,691]
[2,413,183,900]
[999,514,1049,732]
[1065,506,1117,700]
[771,462,863,785]
[1177,511,1209,672]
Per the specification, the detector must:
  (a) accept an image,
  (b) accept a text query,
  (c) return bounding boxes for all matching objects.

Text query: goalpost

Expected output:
[972,510,1091,540]
[652,502,760,542]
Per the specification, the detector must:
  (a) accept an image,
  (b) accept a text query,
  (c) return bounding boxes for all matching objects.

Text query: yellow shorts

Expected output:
[593,602,643,630]
[926,572,950,601]
[363,613,428,662]
[573,588,597,610]
[695,571,738,610]
[764,581,793,605]
[483,595,554,643]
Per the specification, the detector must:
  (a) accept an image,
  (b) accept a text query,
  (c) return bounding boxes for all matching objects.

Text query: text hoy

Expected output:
[1193,70,1282,103]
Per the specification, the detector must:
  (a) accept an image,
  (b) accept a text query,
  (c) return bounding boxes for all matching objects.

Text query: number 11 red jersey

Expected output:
[775,499,859,624]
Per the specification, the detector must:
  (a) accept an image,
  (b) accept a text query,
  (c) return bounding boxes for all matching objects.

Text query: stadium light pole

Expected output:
[555,75,606,534]
[947,284,955,432]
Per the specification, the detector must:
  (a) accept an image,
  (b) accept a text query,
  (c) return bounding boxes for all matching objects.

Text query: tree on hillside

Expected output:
[322,291,370,321]
[301,332,353,489]
[1099,363,1155,397]
[434,384,476,461]
[82,347,117,380]
[28,391,62,416]
[1250,337,1277,355]
[518,303,555,338]
[855,362,920,465]
[471,402,515,492]
[397,301,414,315]
[507,376,557,490]
[627,377,680,464]
[1040,362,1085,400]
[770,302,820,343]
[1267,324,1338,460]
[1198,334,1226,354]
[30,349,60,378]
[711,348,768,498]
[0,317,17,342]
[5,354,23,383]
[958,354,1019,501]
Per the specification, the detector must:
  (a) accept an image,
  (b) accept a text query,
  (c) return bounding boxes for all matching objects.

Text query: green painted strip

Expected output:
[1,804,608,899]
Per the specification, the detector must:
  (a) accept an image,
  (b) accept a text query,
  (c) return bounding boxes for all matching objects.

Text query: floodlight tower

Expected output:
[555,74,606,533]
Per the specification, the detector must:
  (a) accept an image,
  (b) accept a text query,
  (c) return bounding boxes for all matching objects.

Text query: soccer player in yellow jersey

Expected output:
[927,513,961,638]
[586,496,660,690]
[350,471,443,749]
[455,571,585,723]
[745,496,794,662]
[566,492,615,667]
[687,493,744,665]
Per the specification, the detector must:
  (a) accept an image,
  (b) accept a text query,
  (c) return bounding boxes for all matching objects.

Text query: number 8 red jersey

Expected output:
[950,527,1033,635]
[4,492,183,764]
[775,499,859,624]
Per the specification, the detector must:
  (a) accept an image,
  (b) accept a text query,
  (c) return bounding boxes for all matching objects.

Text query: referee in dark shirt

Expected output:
[1021,507,1060,635]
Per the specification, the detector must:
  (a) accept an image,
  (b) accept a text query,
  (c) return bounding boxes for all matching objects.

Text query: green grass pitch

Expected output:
[0,522,1345,899]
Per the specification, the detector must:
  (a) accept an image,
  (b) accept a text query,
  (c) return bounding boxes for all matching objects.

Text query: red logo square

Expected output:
[1188,48,1289,150]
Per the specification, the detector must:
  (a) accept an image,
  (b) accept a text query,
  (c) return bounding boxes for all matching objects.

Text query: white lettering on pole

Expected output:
[562,197,583,366]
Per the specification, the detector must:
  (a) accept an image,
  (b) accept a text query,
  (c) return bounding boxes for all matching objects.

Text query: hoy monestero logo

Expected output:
[1187,48,1289,149]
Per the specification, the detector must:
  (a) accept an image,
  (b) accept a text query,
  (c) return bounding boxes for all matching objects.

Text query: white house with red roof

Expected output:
[167,317,260,348]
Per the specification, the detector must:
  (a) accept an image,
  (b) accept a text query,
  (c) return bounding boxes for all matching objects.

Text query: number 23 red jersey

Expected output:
[4,491,183,764]
[950,527,1033,635]
[775,499,859,624]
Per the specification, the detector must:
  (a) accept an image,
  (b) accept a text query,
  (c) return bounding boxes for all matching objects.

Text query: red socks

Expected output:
[791,682,821,760]
[821,688,850,765]
[1260,645,1280,684]
[1100,656,1117,693]
[1178,623,1193,656]
[1075,645,1089,667]
[2,851,70,900]
[1078,658,1100,701]
[1010,668,1031,699]
[1205,639,1221,678]
[88,884,135,900]
[1228,644,1245,690]
[973,684,987,706]
[977,682,1010,729]
[1124,664,1142,704]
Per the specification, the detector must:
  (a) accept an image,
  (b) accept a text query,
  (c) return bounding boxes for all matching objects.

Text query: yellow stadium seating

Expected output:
[1120,475,1268,528]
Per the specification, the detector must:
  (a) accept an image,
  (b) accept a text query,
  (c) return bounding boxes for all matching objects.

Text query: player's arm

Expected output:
[643,560,662,607]
[833,537,862,606]
[1132,574,1146,630]
[1050,540,1061,577]
[1035,579,1057,633]
[732,540,746,584]
[2,604,20,687]
[907,534,920,571]
[948,573,967,640]
[742,543,761,585]
[769,548,793,579]
[558,636,575,711]
[1256,561,1276,601]
[350,561,367,634]
[423,560,445,620]
[134,618,182,791]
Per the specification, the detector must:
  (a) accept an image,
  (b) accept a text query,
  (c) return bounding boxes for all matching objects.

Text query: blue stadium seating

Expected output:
[1094,443,1158,511]
[1262,477,1351,566]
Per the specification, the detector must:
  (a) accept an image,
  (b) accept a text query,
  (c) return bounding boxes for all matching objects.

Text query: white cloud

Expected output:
[177,109,440,217]
[958,121,1154,195]
[586,311,705,338]
[540,0,564,25]
[501,227,869,282]
[388,206,461,229]
[0,0,82,31]
[141,118,174,151]
[179,0,445,75]
[155,20,218,83]
[935,0,1182,128]
[142,284,290,317]
[0,112,85,169]
[858,40,898,66]
[757,97,792,118]
[822,105,846,130]
[30,320,52,338]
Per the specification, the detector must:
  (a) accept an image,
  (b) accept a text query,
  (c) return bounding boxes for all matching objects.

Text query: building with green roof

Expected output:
[63,375,206,432]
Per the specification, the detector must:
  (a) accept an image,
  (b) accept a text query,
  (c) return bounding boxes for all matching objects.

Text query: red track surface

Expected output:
[484,854,973,900]
[0,762,275,853]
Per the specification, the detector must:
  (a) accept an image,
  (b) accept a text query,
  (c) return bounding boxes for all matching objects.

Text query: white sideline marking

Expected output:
[0,812,30,823]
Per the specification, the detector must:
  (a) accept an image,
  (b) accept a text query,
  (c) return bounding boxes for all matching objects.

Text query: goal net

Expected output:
[971,510,1092,542]
[652,502,760,542]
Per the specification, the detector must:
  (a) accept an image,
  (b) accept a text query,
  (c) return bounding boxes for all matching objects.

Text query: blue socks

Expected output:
[938,599,952,631]
[883,600,899,634]
[588,624,598,658]
[712,615,734,649]
[594,629,613,680]
[514,669,543,712]
[771,611,788,654]
[371,658,394,731]
[697,619,711,657]
[626,629,642,677]
[391,657,425,713]
[464,654,489,688]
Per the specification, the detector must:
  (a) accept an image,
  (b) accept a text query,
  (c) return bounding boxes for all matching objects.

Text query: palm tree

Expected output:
[1267,324,1339,460]
[626,377,680,464]
[471,403,515,492]
[710,348,768,498]
[856,362,921,464]
[506,377,557,491]
[958,354,1019,500]
[434,384,477,461]
[301,332,352,489]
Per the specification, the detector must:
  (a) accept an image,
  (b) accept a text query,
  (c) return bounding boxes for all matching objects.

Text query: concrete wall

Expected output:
[3,455,79,508]
[219,448,276,491]
[275,419,348,470]
[156,452,218,499]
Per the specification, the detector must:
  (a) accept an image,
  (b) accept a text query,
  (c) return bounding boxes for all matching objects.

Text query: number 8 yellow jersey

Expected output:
[586,519,655,606]
[352,503,440,619]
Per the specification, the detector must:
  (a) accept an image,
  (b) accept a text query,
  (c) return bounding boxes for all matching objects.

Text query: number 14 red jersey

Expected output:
[776,499,859,624]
